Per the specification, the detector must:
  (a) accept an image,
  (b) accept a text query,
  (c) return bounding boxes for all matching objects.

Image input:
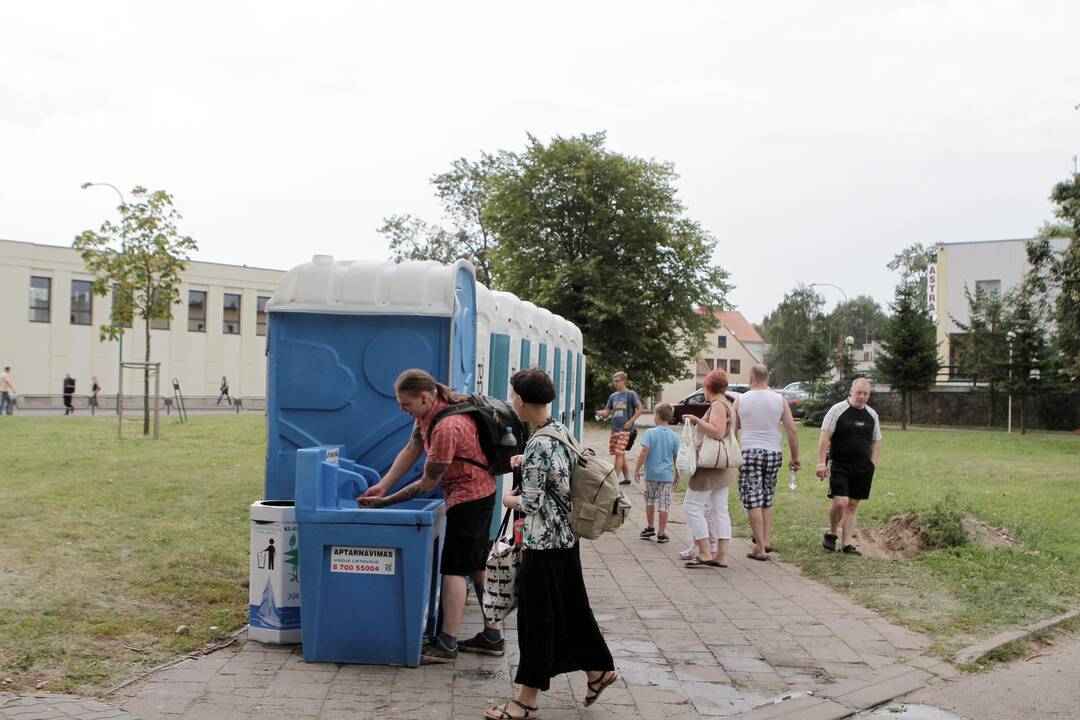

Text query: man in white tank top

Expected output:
[733,364,801,560]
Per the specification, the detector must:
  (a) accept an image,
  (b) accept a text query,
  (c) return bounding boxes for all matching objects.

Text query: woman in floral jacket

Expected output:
[485,367,617,720]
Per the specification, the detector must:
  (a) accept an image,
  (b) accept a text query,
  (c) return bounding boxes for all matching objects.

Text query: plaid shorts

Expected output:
[609,431,631,456]
[643,480,673,512]
[738,449,783,509]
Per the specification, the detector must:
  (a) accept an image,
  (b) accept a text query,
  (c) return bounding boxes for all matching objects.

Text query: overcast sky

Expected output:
[2,1,1077,322]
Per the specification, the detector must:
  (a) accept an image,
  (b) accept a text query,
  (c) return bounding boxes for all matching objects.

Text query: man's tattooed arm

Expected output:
[373,462,449,507]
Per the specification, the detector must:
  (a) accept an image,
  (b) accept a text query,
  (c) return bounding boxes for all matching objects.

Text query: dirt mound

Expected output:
[854,513,1020,559]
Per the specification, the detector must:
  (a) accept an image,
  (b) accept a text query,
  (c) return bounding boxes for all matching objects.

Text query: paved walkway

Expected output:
[4,427,958,720]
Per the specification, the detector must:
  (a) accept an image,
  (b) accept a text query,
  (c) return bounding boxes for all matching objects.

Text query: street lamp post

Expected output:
[80,181,127,417]
[810,282,850,362]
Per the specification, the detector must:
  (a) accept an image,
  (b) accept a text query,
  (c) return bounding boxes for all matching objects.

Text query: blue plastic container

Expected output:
[295,446,445,667]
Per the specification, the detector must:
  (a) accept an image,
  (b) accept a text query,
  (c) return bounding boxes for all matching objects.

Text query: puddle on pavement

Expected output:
[854,704,970,720]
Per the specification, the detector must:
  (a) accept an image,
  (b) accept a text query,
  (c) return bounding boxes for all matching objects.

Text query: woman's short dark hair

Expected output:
[510,367,556,405]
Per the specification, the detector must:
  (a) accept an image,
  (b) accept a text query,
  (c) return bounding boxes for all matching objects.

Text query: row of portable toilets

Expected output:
[249,256,586,666]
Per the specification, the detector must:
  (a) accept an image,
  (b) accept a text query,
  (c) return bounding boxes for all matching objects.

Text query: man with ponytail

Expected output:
[359,369,503,662]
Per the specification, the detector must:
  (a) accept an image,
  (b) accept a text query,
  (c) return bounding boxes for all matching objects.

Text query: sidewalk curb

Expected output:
[952,608,1080,666]
[730,662,942,719]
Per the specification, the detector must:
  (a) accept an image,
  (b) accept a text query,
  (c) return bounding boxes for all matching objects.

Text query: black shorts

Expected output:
[827,458,875,501]
[441,493,495,576]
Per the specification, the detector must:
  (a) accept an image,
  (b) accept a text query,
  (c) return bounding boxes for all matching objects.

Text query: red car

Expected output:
[671,386,745,424]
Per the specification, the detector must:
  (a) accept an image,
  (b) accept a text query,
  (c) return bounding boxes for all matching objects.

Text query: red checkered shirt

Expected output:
[416,399,495,509]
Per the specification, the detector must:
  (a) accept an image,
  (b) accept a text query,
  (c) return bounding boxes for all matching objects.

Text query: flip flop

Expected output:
[583,670,617,707]
[746,552,769,561]
[685,558,725,568]
[485,699,540,719]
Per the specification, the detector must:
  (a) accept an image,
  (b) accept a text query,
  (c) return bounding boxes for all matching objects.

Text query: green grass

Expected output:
[0,415,264,693]
[750,424,1080,657]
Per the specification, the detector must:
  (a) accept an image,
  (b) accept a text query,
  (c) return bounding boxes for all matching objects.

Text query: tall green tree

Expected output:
[952,284,1011,426]
[74,187,197,436]
[484,133,731,405]
[825,295,888,347]
[1004,287,1047,434]
[1025,172,1080,381]
[379,154,505,287]
[887,242,938,308]
[761,286,825,386]
[875,282,939,429]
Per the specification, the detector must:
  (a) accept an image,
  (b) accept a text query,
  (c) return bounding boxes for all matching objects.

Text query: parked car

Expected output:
[783,381,812,393]
[671,388,739,424]
[781,388,808,419]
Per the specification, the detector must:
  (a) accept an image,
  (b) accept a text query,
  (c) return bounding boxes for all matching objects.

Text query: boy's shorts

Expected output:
[643,480,673,513]
[609,431,631,456]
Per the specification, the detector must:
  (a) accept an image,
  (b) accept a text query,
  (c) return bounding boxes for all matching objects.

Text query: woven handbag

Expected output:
[481,507,521,623]
[696,401,743,470]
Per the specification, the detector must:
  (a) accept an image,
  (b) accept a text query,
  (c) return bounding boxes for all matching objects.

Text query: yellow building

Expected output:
[658,310,765,404]
[0,238,284,401]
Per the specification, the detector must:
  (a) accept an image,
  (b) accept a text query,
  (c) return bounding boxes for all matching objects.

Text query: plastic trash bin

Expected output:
[249,500,301,643]
[295,446,445,667]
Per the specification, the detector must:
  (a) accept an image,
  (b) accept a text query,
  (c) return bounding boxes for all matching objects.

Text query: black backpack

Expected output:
[427,394,528,476]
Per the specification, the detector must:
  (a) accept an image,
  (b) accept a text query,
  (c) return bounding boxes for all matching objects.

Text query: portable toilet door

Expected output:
[566,320,585,441]
[490,290,521,401]
[535,307,556,377]
[518,300,541,371]
[475,284,496,396]
[264,257,477,501]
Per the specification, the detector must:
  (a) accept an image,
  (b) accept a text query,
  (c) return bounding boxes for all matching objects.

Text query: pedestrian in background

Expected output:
[0,366,16,415]
[634,402,680,544]
[682,369,736,568]
[90,376,101,414]
[734,364,801,561]
[217,376,232,406]
[597,371,641,486]
[62,374,76,415]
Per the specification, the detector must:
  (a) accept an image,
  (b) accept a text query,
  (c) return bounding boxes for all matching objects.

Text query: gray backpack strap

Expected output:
[533,425,583,458]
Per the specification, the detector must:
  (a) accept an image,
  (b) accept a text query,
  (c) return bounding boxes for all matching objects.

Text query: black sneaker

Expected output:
[639,527,656,539]
[823,533,838,552]
[421,636,457,664]
[619,478,632,486]
[457,632,505,656]
[841,545,862,556]
[656,533,670,544]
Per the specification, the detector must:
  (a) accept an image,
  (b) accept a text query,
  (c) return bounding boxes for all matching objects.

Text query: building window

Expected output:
[717,335,727,348]
[717,358,728,372]
[70,280,93,325]
[188,290,206,332]
[149,289,170,330]
[730,359,741,375]
[112,285,133,328]
[863,351,871,362]
[975,279,1001,296]
[223,293,241,334]
[704,358,715,370]
[29,276,52,322]
[256,296,270,336]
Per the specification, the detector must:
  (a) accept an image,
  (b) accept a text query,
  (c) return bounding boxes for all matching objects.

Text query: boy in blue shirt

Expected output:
[634,402,680,543]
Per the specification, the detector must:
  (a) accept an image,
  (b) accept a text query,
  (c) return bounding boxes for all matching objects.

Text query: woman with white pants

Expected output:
[682,369,737,567]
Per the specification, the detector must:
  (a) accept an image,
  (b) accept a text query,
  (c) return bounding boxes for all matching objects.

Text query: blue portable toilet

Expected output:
[263,257,478,501]
[475,284,496,396]
[518,300,540,370]
[490,290,523,400]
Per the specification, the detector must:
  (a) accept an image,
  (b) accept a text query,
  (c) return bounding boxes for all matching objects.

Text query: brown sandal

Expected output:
[485,699,540,719]
[747,552,769,561]
[583,670,617,707]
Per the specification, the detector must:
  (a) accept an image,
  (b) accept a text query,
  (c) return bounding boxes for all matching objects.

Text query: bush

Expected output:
[920,495,969,548]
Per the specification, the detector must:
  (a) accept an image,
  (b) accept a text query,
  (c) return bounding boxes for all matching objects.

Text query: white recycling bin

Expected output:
[248,500,301,643]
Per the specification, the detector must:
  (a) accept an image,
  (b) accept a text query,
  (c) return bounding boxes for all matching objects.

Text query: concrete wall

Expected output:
[0,239,284,398]
[870,389,1080,431]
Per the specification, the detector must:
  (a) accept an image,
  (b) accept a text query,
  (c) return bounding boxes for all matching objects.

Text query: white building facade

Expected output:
[0,239,284,400]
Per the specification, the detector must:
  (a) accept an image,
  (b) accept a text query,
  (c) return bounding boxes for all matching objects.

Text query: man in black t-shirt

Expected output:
[62,374,76,415]
[815,378,882,555]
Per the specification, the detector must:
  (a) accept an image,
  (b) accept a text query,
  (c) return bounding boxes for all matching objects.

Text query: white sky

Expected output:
[2,1,1077,323]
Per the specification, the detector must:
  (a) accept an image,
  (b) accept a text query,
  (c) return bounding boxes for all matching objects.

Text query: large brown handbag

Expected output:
[696,401,743,470]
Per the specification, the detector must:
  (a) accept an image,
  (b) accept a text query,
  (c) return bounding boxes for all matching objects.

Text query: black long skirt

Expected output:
[514,544,614,691]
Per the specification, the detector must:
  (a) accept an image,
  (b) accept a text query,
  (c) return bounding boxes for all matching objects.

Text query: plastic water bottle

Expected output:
[788,469,798,492]
[500,426,517,447]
